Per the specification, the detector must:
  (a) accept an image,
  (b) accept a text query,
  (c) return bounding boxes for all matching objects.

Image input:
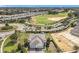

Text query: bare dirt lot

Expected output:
[48,17,67,21]
[51,28,79,52]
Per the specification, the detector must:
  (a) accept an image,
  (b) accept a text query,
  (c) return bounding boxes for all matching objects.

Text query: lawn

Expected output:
[3,36,17,53]
[47,12,68,17]
[3,32,29,53]
[35,15,53,24]
[4,44,17,53]
[17,32,29,45]
[33,12,68,25]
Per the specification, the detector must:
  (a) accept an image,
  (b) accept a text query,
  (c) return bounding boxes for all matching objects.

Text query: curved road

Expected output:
[24,17,78,33]
[0,23,26,53]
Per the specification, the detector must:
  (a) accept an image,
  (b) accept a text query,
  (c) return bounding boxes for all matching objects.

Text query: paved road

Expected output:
[0,23,25,40]
[0,31,15,40]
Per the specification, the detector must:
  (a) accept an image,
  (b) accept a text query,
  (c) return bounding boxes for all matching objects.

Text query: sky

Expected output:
[0,5,79,8]
[0,0,79,5]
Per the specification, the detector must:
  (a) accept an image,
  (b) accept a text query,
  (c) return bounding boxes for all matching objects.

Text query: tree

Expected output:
[5,22,9,26]
[68,13,73,17]
[19,19,25,23]
[48,10,58,14]
[20,48,27,53]
[24,39,29,47]
[64,9,69,12]
[46,38,51,51]
[17,43,22,51]
[10,30,18,40]
[71,22,77,27]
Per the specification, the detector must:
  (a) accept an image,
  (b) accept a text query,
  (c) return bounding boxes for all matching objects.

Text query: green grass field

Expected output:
[34,12,68,24]
[3,36,17,52]
[35,15,53,24]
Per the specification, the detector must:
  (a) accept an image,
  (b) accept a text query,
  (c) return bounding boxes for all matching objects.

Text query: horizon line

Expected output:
[0,5,79,8]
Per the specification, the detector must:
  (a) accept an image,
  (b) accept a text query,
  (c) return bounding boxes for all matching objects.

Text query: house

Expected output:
[71,20,79,37]
[28,34,46,49]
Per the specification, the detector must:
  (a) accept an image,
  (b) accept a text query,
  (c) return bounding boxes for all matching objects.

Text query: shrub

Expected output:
[24,41,29,47]
[71,22,77,27]
[1,26,13,30]
[46,38,51,49]
[17,43,22,51]
[18,20,25,23]
[5,23,9,26]
[48,11,58,14]
[10,33,17,39]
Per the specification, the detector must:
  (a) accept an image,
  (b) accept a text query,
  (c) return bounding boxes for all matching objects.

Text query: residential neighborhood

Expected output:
[0,7,79,53]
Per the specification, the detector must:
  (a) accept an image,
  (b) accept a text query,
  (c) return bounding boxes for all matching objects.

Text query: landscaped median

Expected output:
[3,31,29,53]
[0,25,17,32]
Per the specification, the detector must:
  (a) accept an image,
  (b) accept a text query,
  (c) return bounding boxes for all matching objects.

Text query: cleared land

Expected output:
[61,28,79,47]
[51,28,79,52]
[48,17,66,21]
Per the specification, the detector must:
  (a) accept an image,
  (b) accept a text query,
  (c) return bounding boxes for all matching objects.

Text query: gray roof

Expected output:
[71,21,79,37]
[29,34,46,48]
